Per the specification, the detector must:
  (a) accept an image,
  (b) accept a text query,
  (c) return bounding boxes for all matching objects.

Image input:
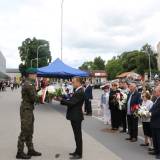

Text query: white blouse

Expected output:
[142,100,153,122]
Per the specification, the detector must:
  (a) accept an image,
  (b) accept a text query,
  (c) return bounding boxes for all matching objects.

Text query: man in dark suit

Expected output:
[84,81,93,116]
[126,82,141,142]
[60,77,85,159]
[149,86,160,159]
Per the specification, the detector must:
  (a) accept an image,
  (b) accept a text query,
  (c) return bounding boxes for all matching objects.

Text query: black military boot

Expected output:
[16,152,31,159]
[27,150,42,156]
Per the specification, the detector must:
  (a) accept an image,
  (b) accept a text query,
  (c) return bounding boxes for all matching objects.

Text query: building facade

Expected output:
[90,70,107,84]
[0,51,6,73]
[6,69,21,83]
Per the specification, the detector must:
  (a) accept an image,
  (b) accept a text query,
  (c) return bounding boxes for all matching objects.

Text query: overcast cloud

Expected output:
[0,0,160,68]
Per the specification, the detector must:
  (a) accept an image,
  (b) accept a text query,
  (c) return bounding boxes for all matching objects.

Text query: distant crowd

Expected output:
[0,80,20,92]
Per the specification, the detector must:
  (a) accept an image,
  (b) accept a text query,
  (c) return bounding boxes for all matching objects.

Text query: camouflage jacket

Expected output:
[21,78,37,109]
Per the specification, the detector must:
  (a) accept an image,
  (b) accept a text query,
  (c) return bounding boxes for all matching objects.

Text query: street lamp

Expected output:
[145,48,152,82]
[61,0,64,60]
[31,58,37,68]
[36,44,48,68]
[25,48,29,65]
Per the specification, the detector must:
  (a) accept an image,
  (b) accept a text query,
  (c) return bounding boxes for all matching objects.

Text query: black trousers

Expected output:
[120,110,127,131]
[127,115,138,139]
[152,128,160,155]
[71,121,83,156]
[85,99,92,114]
[110,109,121,129]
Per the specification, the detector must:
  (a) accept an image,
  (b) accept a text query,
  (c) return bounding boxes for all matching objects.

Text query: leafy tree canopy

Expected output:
[79,56,105,71]
[79,44,158,80]
[18,37,52,75]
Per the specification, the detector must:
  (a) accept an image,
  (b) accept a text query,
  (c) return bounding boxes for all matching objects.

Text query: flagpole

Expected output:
[61,0,64,60]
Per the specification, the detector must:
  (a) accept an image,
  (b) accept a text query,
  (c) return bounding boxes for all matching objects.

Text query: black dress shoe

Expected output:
[28,150,42,156]
[130,138,137,142]
[140,143,149,146]
[16,152,31,159]
[70,155,82,159]
[148,151,156,155]
[69,152,77,156]
[125,137,132,140]
[86,113,92,116]
[148,148,154,152]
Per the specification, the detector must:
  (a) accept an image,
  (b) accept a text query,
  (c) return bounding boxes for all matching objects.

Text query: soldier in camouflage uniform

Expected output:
[16,73,41,159]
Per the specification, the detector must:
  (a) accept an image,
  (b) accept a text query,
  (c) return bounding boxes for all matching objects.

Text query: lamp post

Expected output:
[36,44,48,68]
[148,53,152,82]
[31,58,37,68]
[145,48,152,82]
[25,48,29,65]
[61,0,64,60]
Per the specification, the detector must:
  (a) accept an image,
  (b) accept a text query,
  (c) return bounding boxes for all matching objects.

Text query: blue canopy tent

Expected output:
[37,58,89,78]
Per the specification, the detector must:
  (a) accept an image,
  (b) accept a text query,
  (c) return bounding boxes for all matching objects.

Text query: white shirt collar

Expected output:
[76,86,83,92]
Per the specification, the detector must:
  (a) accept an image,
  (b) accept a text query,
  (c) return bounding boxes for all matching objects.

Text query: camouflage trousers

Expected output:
[17,105,34,152]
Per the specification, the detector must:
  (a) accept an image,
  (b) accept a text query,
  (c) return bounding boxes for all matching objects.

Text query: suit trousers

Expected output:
[85,99,92,114]
[152,128,160,155]
[120,110,127,131]
[127,115,138,139]
[71,121,83,156]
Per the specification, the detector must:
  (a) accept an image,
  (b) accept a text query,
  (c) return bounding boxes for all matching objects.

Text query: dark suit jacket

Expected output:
[127,90,142,114]
[150,97,160,128]
[85,85,93,100]
[61,87,85,121]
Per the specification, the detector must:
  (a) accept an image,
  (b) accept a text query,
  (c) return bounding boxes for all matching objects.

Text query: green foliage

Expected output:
[106,58,123,80]
[79,61,94,70]
[79,56,105,70]
[18,37,52,75]
[106,44,158,79]
[79,44,158,80]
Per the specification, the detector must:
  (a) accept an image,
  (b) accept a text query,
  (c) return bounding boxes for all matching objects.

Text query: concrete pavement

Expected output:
[0,88,121,160]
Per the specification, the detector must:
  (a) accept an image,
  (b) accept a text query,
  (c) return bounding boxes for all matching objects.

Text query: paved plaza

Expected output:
[0,88,156,160]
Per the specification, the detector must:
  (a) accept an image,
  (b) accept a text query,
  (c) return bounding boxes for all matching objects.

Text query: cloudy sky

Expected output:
[0,0,160,68]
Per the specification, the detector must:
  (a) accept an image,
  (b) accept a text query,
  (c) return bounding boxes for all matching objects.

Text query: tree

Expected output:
[79,56,105,71]
[92,56,105,70]
[18,37,52,74]
[141,43,158,72]
[106,58,123,80]
[79,61,94,70]
[105,44,158,79]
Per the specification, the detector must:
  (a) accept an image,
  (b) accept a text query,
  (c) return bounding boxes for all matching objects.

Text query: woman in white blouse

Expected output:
[140,91,153,150]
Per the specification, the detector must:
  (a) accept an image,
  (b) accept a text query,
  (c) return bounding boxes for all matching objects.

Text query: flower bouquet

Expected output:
[116,92,127,110]
[47,86,63,101]
[37,85,63,103]
[131,104,140,117]
[137,105,150,118]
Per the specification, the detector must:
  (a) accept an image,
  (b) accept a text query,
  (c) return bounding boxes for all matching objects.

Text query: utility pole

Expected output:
[61,0,64,60]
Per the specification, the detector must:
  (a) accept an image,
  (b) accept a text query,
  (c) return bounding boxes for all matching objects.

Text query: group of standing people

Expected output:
[0,80,20,92]
[100,80,160,159]
[0,80,7,91]
[16,72,93,160]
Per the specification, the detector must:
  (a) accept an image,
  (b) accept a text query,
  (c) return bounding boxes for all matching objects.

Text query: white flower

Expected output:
[38,90,43,96]
[138,105,150,117]
[118,92,128,110]
[47,85,56,94]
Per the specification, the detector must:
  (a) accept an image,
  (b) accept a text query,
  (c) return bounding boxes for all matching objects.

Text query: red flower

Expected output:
[131,104,140,112]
